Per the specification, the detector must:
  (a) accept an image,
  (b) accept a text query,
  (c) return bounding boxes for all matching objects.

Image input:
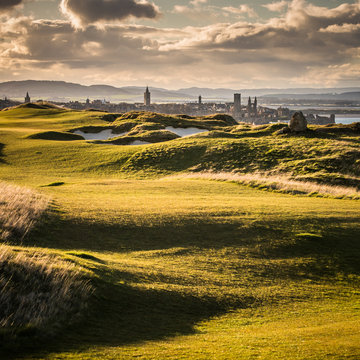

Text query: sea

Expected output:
[334,115,360,125]
[266,105,360,124]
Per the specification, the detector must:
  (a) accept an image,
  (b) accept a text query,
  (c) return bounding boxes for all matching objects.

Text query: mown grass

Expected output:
[0,107,359,359]
[6,178,357,359]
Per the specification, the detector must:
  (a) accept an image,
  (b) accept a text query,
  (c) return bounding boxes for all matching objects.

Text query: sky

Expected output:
[0,0,360,89]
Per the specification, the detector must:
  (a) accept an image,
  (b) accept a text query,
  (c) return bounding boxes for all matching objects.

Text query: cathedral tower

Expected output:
[24,92,30,103]
[144,86,151,107]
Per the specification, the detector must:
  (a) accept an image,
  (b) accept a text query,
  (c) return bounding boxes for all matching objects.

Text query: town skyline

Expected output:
[0,0,360,89]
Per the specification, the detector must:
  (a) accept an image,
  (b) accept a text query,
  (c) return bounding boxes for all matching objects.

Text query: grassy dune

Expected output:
[0,245,92,346]
[0,182,91,352]
[0,106,359,359]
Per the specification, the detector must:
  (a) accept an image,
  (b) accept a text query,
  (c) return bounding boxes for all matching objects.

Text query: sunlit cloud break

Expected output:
[0,0,359,88]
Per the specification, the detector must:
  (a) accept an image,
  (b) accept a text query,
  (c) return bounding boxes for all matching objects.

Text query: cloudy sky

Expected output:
[0,0,360,89]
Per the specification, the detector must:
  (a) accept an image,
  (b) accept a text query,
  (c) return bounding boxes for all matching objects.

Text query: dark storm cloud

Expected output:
[0,0,22,11]
[60,0,161,27]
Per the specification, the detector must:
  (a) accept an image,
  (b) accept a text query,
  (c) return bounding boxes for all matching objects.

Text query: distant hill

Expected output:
[0,81,192,103]
[261,91,360,101]
[1,80,360,103]
[178,87,360,100]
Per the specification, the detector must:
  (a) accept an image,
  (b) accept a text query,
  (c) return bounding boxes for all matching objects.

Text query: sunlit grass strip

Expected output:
[0,245,92,336]
[170,172,360,199]
[0,182,49,240]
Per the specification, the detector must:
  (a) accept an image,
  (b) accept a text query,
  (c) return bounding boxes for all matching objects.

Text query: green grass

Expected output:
[0,107,359,359]
[26,131,84,141]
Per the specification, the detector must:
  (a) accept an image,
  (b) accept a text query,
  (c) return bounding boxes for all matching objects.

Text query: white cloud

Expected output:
[223,5,258,18]
[190,0,207,5]
[263,1,289,13]
[320,23,360,33]
[291,63,360,86]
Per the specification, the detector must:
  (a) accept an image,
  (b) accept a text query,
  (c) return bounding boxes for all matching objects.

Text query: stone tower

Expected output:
[144,86,151,107]
[24,92,30,103]
[234,93,241,116]
[198,95,202,105]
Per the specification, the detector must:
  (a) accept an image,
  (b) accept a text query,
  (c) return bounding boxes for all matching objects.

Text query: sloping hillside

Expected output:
[0,107,359,359]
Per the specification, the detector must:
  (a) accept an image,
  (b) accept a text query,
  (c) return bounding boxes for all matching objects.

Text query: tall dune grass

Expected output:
[171,172,360,199]
[0,183,92,342]
[0,245,92,337]
[0,182,49,240]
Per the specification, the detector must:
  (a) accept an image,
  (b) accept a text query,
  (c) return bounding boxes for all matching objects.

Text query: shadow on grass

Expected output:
[261,226,360,278]
[3,213,360,358]
[1,267,249,359]
[0,143,6,164]
[26,211,360,278]
[26,210,277,252]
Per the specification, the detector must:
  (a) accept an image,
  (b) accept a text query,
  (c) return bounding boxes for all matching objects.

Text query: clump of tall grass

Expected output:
[172,172,360,199]
[0,182,49,240]
[0,245,92,340]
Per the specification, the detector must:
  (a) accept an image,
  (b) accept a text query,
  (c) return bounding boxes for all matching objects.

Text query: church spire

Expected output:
[144,86,151,107]
[24,92,30,103]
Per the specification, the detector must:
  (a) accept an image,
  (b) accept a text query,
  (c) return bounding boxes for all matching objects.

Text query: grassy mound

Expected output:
[174,172,360,199]
[114,111,237,132]
[0,245,91,347]
[27,131,84,141]
[314,122,360,135]
[108,133,360,189]
[4,102,65,111]
[202,113,239,125]
[0,182,92,350]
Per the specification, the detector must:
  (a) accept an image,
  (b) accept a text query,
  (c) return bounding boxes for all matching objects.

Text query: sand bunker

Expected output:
[129,140,152,146]
[165,126,208,137]
[73,129,128,140]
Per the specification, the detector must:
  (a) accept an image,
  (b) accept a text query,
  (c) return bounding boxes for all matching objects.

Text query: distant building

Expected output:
[233,93,241,118]
[24,92,30,103]
[144,86,151,107]
[247,96,257,118]
[277,106,290,118]
[307,114,336,125]
[0,97,18,110]
[199,95,202,105]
